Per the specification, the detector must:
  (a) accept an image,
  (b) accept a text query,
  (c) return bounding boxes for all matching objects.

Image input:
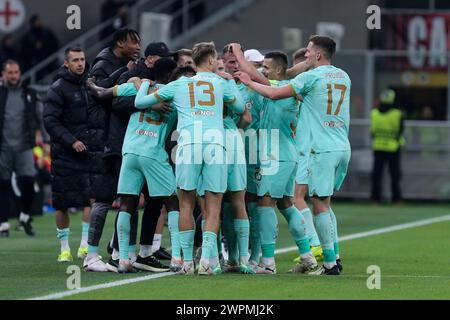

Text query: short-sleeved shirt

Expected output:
[236,82,264,165]
[259,79,300,162]
[290,65,351,153]
[223,80,244,152]
[236,82,264,131]
[136,72,243,148]
[122,83,177,161]
[295,102,311,156]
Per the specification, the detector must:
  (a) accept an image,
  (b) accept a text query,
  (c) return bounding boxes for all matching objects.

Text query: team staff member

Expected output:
[0,59,42,237]
[370,89,404,204]
[44,47,100,262]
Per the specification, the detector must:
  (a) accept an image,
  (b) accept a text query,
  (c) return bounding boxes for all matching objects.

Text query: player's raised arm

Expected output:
[134,80,174,112]
[234,71,295,100]
[229,43,270,86]
[286,60,310,79]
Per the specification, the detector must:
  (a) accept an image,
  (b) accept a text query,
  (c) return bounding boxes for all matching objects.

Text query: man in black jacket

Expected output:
[0,60,41,237]
[85,28,143,271]
[87,42,175,273]
[44,47,106,264]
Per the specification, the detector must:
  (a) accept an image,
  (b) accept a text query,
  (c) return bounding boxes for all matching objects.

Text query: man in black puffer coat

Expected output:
[88,28,140,204]
[44,47,106,263]
[84,28,143,272]
[87,42,176,273]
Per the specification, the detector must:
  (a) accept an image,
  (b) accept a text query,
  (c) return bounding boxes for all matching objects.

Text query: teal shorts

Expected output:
[175,143,227,193]
[256,160,297,199]
[227,162,247,192]
[295,154,310,185]
[226,148,246,192]
[246,164,259,195]
[117,153,176,197]
[196,160,245,196]
[308,150,351,197]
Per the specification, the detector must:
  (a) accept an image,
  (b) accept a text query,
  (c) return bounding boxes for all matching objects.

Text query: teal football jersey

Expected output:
[236,82,264,131]
[135,72,243,147]
[116,82,138,96]
[295,102,311,156]
[290,65,351,153]
[259,80,300,162]
[235,82,264,165]
[122,83,177,161]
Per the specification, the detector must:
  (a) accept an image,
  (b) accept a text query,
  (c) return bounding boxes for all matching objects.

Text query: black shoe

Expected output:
[336,259,343,273]
[117,263,139,274]
[323,264,340,275]
[106,257,119,273]
[20,218,35,236]
[153,247,172,260]
[133,255,170,272]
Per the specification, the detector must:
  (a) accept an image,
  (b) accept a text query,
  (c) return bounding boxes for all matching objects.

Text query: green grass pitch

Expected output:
[0,202,449,300]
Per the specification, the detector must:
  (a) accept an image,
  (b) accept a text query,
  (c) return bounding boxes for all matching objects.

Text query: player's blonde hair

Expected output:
[192,42,216,66]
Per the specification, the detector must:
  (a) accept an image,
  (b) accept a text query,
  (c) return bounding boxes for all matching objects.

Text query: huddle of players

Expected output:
[88,35,351,276]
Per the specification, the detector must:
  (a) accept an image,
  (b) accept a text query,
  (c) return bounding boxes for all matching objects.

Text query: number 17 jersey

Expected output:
[289,65,351,153]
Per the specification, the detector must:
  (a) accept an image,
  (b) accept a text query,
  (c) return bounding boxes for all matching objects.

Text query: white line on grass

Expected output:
[29,272,176,300]
[329,275,450,279]
[28,214,450,300]
[275,214,450,254]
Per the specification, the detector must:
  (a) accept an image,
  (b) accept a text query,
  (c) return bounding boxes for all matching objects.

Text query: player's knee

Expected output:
[164,195,179,212]
[119,195,138,214]
[278,197,294,210]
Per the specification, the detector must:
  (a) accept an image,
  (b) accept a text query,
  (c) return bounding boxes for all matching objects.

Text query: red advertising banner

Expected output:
[376,14,450,70]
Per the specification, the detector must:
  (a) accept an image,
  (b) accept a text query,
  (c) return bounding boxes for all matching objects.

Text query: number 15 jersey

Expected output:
[289,65,351,153]
[122,82,177,162]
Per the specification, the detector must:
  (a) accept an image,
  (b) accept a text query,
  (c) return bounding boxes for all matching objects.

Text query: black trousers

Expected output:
[371,150,402,203]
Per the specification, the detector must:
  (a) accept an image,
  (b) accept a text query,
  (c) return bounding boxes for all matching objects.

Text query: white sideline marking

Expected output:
[275,214,450,254]
[28,214,450,300]
[333,275,450,279]
[29,272,175,300]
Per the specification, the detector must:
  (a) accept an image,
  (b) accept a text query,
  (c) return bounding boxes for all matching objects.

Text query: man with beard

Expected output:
[0,60,42,237]
[44,48,100,263]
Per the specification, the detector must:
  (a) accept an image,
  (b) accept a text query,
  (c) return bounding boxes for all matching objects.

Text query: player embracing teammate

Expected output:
[46,34,350,277]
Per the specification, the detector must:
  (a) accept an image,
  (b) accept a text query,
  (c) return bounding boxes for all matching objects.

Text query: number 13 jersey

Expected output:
[153,72,243,148]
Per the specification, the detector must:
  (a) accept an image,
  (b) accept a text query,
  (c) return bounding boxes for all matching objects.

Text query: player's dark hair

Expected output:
[29,14,40,25]
[309,35,336,60]
[293,48,307,63]
[174,48,192,63]
[264,51,288,72]
[64,46,84,60]
[192,42,216,66]
[153,58,178,84]
[112,28,140,48]
[2,59,20,71]
[169,66,197,82]
[222,44,244,55]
